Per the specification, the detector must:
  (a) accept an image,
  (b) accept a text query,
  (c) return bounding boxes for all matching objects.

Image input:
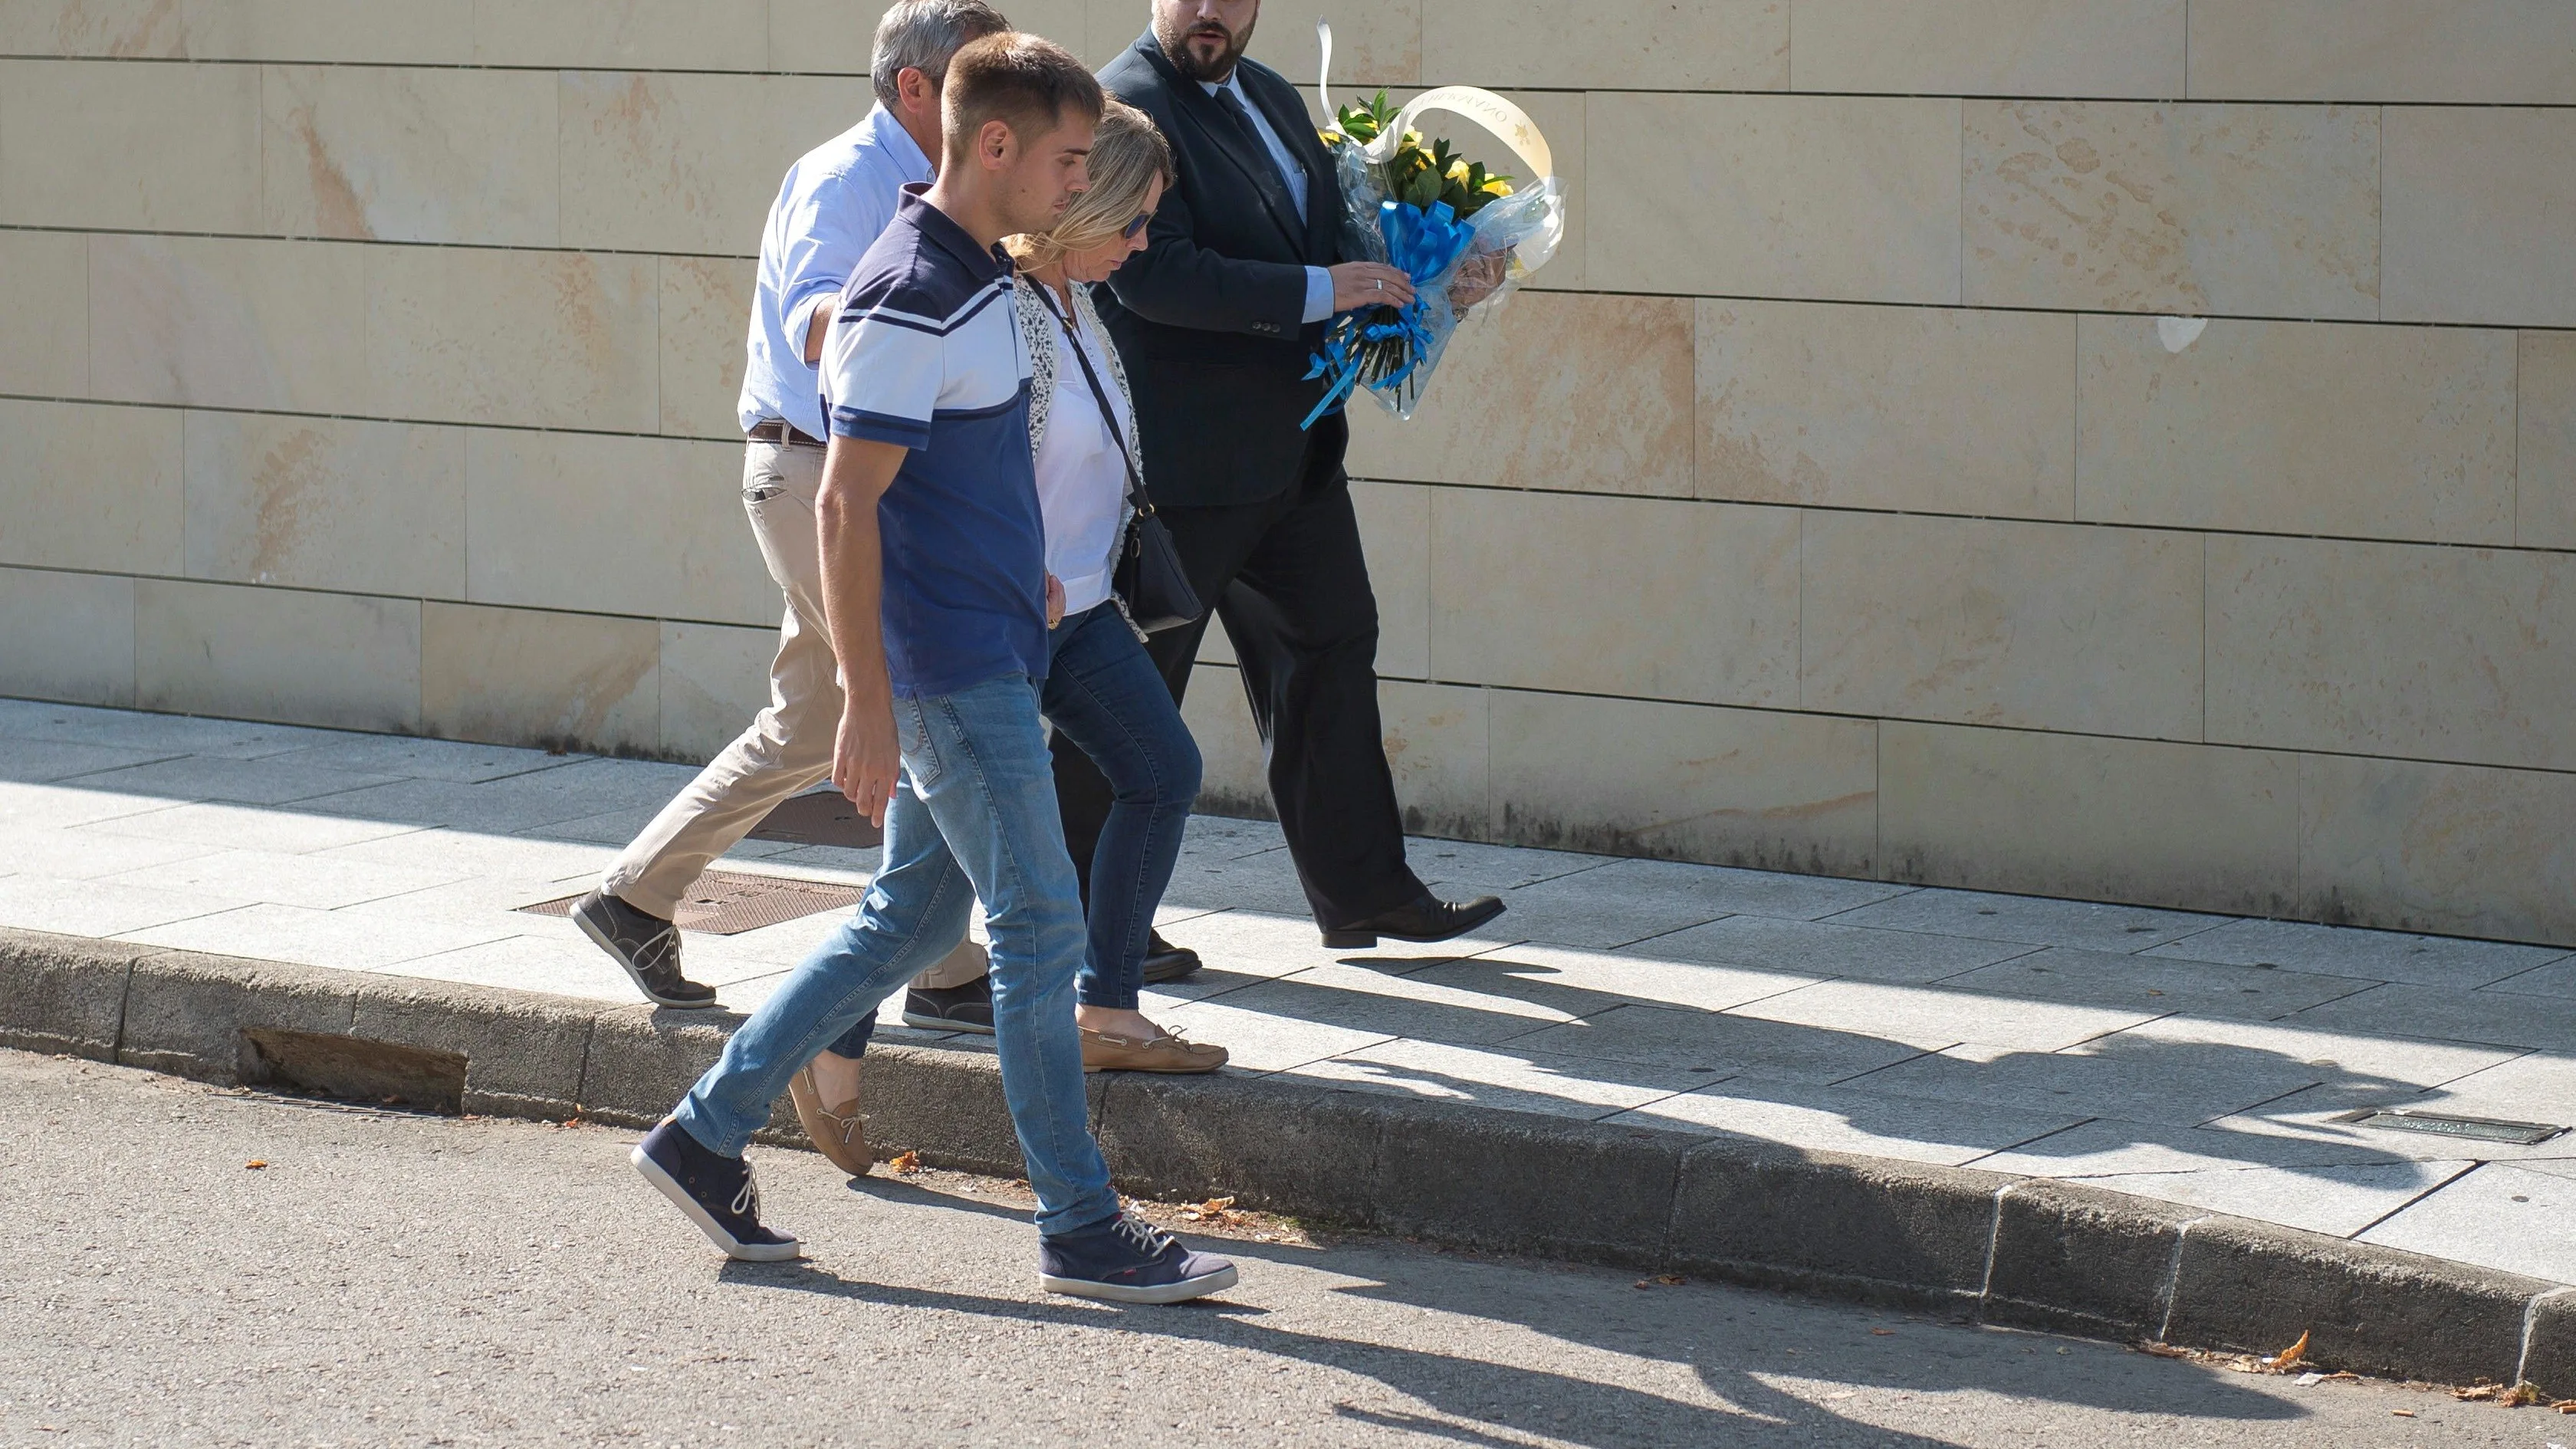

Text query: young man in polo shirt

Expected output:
[629,31,1237,1306]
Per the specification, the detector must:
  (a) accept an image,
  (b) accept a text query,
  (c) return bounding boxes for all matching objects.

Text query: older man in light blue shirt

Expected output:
[578,1,1009,1027]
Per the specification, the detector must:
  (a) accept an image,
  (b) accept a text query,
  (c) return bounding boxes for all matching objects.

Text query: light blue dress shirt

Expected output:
[1202,74,1336,325]
[738,104,935,441]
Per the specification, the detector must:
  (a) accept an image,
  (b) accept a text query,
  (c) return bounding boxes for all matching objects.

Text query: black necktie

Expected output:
[1214,85,1300,222]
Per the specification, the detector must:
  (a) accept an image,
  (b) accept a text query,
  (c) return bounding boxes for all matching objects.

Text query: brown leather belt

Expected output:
[745,419,824,447]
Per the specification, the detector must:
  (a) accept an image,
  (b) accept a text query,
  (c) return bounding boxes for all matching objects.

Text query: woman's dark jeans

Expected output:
[827,601,1201,1053]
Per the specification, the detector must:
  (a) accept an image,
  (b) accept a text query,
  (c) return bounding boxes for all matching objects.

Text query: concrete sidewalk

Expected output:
[2,696,2571,1291]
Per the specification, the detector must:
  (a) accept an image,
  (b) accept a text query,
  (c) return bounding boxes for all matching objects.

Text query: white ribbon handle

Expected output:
[1315,18,1336,122]
[1314,19,1553,183]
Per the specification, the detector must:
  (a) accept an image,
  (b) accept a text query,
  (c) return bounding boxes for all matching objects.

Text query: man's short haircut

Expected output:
[871,0,1012,110]
[941,31,1106,165]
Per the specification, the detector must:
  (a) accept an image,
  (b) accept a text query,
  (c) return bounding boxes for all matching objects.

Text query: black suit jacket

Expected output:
[1096,31,1349,508]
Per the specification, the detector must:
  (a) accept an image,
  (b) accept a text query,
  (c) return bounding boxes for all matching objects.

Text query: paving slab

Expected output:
[1615,1078,2085,1167]
[100,846,470,912]
[1549,857,1915,923]
[392,932,651,1003]
[313,824,618,879]
[1508,1001,1934,1084]
[116,901,520,973]
[1730,978,2162,1053]
[2073,1160,2478,1238]
[2485,956,2576,999]
[2359,1162,2576,1285]
[79,800,427,853]
[1972,1117,2412,1178]
[2103,1014,2528,1095]
[0,872,253,937]
[1402,838,1615,894]
[1482,861,1759,949]
[60,753,407,806]
[1,782,189,831]
[2286,981,2576,1052]
[255,733,580,784]
[2146,917,2567,990]
[1822,889,2231,953]
[1151,994,1398,1073]
[1171,959,1587,1047]
[1945,947,2377,1022]
[1848,1041,2332,1129]
[0,700,340,758]
[1631,914,2042,984]
[1148,909,1364,1003]
[0,738,183,784]
[1276,1036,1702,1120]
[1428,941,1818,1017]
[0,824,221,879]
[2207,1064,2576,1165]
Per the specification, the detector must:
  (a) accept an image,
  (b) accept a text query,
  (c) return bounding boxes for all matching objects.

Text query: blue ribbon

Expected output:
[1303,198,1478,429]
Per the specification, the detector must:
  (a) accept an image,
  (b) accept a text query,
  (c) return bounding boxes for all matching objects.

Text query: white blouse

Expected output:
[1025,284,1135,618]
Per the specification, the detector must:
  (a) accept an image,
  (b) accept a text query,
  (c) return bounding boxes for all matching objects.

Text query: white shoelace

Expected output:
[728,1169,760,1219]
[1110,1211,1171,1257]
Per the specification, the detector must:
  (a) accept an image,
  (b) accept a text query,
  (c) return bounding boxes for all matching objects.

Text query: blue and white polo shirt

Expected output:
[822,186,1046,700]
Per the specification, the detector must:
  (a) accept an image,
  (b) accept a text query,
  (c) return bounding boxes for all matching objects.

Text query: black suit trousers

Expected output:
[1053,446,1427,930]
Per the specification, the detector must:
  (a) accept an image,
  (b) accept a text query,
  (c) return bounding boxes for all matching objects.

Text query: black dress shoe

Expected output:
[1140,931,1202,984]
[901,978,994,1035]
[1320,892,1507,949]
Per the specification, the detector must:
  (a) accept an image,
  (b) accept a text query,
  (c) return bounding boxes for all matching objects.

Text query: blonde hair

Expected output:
[1006,99,1173,271]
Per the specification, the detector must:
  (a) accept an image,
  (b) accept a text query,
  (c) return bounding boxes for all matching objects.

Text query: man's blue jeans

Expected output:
[671,672,1119,1237]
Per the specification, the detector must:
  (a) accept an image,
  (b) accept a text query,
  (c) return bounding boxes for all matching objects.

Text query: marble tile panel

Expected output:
[2188,0,2576,104]
[2298,754,2576,948]
[1949,947,2374,1024]
[1488,690,1878,877]
[1697,299,2074,519]
[1424,0,1783,89]
[117,899,518,971]
[1635,915,2035,986]
[0,1,473,62]
[1792,0,2184,97]
[1279,1037,1702,1122]
[1378,680,1486,843]
[100,847,465,911]
[762,0,892,74]
[657,622,773,764]
[2147,918,2564,991]
[133,580,421,734]
[1962,100,2380,320]
[472,0,769,70]
[2207,535,2576,772]
[557,71,864,255]
[2077,316,2518,546]
[1824,886,2234,954]
[2521,332,2576,550]
[0,399,182,575]
[0,871,247,937]
[1512,1001,1930,1086]
[1589,93,1961,305]
[1737,979,2159,1055]
[420,603,662,757]
[1215,0,1416,86]
[1352,481,1428,678]
[465,430,774,626]
[1615,1079,2085,1168]
[1877,724,2301,920]
[0,230,86,395]
[1427,941,1819,1020]
[2384,107,2576,327]
[1974,1118,2411,1178]
[0,568,133,709]
[363,246,659,432]
[182,411,467,598]
[2288,983,2576,1054]
[2361,1164,2576,1286]
[260,63,557,246]
[660,257,757,442]
[1174,666,1265,818]
[2105,1161,2476,1239]
[1799,513,2203,739]
[1433,492,1799,706]
[89,234,367,413]
[0,58,259,231]
[76,800,428,854]
[1348,294,1694,501]
[56,753,401,807]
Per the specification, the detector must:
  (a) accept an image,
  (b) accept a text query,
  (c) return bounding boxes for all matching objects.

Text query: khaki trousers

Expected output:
[600,440,984,991]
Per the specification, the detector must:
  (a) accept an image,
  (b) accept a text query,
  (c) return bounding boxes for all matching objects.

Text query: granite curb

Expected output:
[4,925,2567,1392]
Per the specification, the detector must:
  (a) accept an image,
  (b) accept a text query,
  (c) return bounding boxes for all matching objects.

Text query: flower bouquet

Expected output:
[1301,22,1567,428]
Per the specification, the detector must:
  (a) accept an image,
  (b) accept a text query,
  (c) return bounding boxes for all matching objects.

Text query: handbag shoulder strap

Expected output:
[1032,281,1155,517]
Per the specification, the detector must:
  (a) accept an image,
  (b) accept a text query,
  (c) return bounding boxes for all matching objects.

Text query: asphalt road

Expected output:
[3,1051,2557,1448]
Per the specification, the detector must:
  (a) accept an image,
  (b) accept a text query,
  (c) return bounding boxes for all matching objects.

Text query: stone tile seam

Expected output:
[2343,1160,2489,1243]
[2153,1211,2219,1343]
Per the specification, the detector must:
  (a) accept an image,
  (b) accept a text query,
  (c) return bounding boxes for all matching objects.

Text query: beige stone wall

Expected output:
[3,2,2573,942]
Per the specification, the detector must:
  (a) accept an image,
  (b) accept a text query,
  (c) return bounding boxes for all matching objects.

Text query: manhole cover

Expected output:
[2338,1109,2567,1146]
[523,870,865,936]
[748,790,884,849]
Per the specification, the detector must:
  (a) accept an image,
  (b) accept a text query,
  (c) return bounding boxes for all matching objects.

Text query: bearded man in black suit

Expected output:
[1054,0,1506,957]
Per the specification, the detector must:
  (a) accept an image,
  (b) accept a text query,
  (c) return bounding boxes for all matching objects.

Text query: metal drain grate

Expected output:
[2338,1109,2568,1146]
[748,790,885,849]
[522,869,866,936]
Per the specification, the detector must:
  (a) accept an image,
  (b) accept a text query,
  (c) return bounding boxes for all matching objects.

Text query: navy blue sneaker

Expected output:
[630,1118,800,1261]
[1040,1211,1238,1304]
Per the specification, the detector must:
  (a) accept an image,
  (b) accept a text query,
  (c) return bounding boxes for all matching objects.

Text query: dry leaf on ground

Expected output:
[2392,1408,2417,1418]
[887,1150,922,1175]
[244,1160,267,1170]
[2264,1331,2311,1373]
[2136,1342,2190,1359]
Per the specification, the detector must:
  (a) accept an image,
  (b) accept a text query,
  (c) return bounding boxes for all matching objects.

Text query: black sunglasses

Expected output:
[1122,209,1155,239]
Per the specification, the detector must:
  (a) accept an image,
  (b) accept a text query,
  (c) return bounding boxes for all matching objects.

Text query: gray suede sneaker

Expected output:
[573,889,717,1009]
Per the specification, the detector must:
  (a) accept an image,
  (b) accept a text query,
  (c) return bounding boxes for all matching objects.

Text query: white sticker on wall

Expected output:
[2157,316,2209,353]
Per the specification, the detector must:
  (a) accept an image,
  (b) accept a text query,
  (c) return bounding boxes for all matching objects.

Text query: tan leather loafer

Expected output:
[1079,1026,1227,1074]
[787,1065,872,1178]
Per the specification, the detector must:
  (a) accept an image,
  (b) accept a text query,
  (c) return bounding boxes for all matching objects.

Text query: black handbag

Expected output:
[1033,284,1203,635]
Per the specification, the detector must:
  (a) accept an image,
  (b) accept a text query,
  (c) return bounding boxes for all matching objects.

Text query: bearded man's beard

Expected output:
[1159,14,1255,82]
